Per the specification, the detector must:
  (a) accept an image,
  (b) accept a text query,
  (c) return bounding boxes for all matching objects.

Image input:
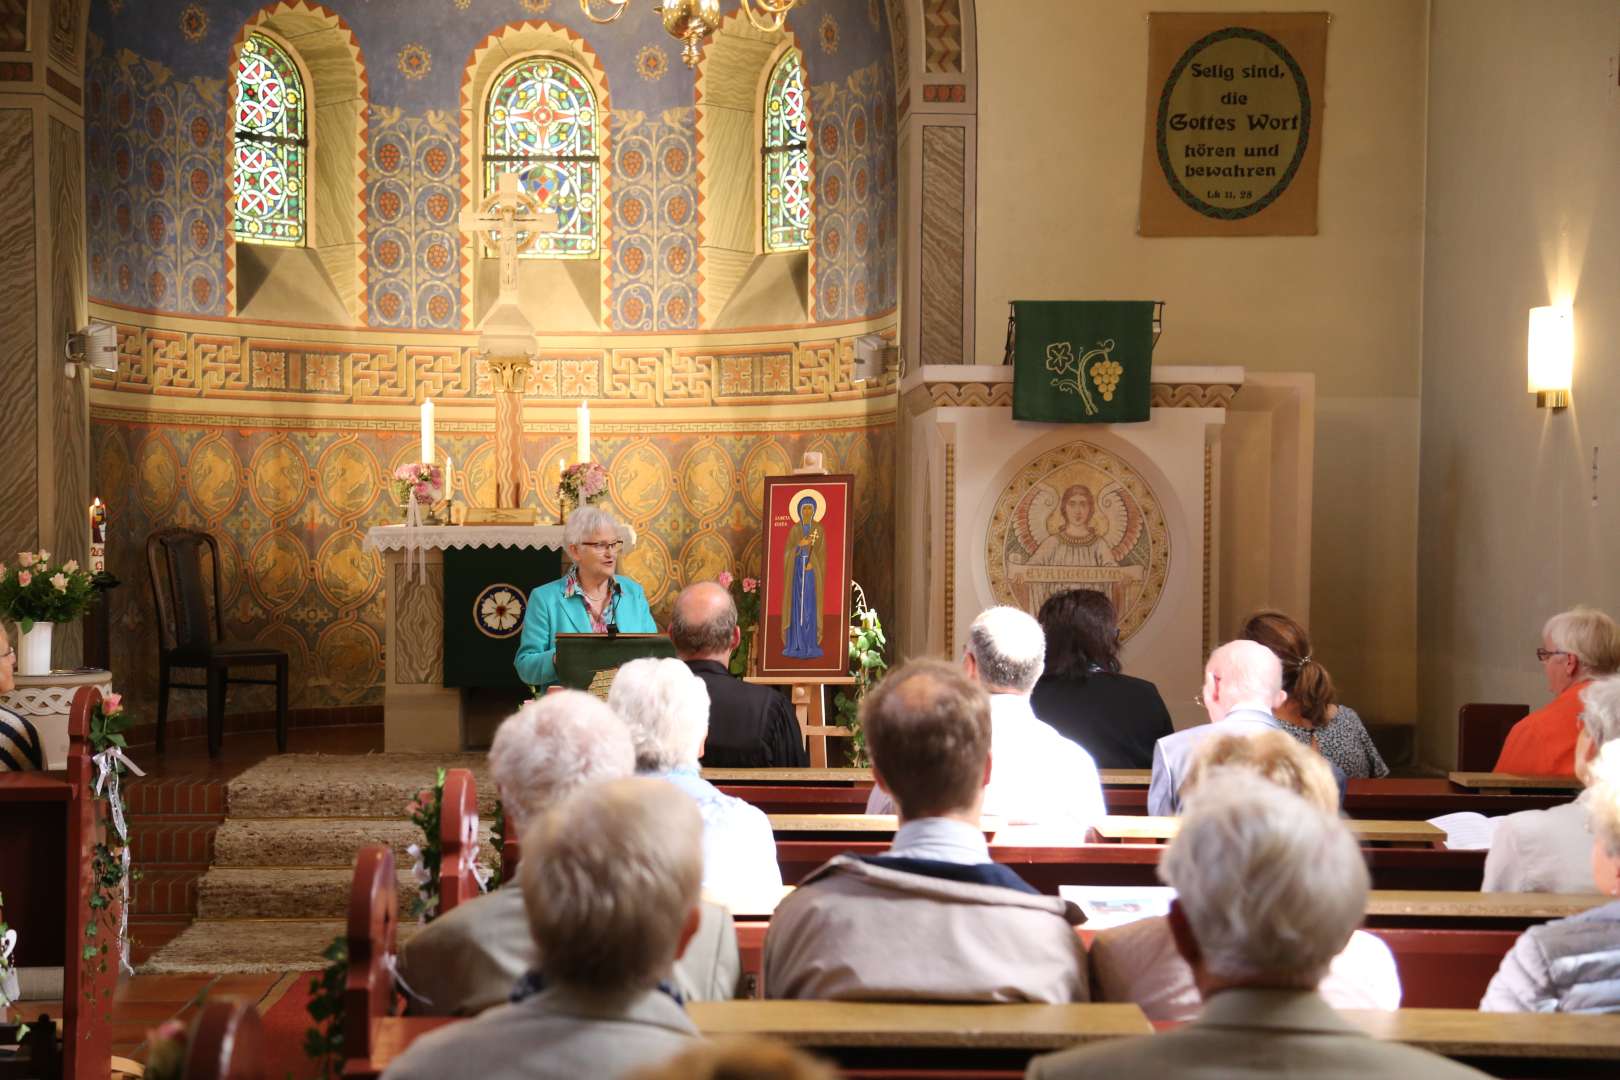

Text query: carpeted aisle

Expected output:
[140,753,494,974]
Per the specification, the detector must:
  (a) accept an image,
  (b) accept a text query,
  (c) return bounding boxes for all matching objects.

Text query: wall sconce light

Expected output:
[1528,305,1573,409]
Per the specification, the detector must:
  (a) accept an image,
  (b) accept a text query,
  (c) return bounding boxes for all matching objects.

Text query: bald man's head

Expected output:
[1202,639,1285,722]
[670,581,739,660]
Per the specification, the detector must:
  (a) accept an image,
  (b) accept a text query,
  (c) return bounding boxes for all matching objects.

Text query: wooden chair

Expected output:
[345,844,399,1070]
[184,998,266,1080]
[146,527,289,756]
[437,769,481,916]
[1456,702,1529,772]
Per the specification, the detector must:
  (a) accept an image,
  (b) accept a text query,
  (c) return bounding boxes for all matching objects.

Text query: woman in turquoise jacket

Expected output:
[514,505,657,689]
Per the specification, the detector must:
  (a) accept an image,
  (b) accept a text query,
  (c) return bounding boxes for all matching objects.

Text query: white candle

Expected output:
[576,399,590,464]
[421,400,435,464]
[442,455,454,501]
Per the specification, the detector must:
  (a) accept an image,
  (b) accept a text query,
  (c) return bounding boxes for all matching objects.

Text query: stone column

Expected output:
[0,1,91,667]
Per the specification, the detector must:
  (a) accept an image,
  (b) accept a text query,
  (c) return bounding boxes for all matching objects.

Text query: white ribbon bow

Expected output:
[403,498,427,582]
[92,745,146,976]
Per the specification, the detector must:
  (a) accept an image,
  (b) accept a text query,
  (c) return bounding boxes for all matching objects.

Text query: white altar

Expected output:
[896,364,1314,732]
[364,524,565,751]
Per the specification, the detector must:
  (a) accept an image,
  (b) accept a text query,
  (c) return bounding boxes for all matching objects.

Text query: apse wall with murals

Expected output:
[84,0,900,718]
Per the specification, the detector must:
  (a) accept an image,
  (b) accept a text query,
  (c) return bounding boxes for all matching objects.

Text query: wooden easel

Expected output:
[744,675,857,767]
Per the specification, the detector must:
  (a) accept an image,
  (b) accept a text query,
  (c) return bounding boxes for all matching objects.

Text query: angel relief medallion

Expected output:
[985,441,1171,640]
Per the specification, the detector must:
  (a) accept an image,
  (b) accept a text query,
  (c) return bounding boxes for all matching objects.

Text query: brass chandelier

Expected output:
[581,0,802,68]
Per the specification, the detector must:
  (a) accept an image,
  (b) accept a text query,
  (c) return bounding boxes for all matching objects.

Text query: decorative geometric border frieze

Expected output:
[910,379,1240,412]
[1150,382,1239,409]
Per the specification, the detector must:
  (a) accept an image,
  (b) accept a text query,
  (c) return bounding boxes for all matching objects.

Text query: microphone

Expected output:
[606,622,619,638]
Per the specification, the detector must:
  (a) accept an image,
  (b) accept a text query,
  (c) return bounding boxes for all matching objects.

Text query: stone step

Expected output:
[197,866,424,922]
[137,918,422,975]
[212,816,498,869]
[226,753,495,818]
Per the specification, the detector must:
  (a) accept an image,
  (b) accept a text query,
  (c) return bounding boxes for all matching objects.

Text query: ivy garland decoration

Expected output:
[832,581,889,766]
[405,769,447,921]
[85,692,142,985]
[304,935,348,1078]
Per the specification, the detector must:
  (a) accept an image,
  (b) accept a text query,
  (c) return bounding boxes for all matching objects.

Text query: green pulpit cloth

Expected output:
[1009,300,1159,423]
[443,545,561,688]
[554,633,678,692]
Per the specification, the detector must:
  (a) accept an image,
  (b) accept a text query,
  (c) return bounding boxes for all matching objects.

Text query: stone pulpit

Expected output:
[896,364,1315,731]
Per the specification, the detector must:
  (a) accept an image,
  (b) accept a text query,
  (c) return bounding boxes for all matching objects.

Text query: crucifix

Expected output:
[458,172,554,523]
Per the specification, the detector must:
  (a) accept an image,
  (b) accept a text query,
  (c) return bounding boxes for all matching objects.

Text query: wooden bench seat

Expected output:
[1448,771,1583,792]
[1089,814,1446,847]
[344,1001,1620,1079]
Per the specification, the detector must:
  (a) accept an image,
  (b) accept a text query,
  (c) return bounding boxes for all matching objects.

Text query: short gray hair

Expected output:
[487,691,634,830]
[669,581,737,657]
[966,606,1045,692]
[1545,607,1620,676]
[1587,741,1620,858]
[1581,675,1620,752]
[564,504,631,549]
[1206,639,1284,711]
[609,656,711,772]
[1160,774,1367,985]
[521,777,702,991]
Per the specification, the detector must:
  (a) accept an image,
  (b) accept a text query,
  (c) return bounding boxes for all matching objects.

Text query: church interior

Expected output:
[4,0,1620,1076]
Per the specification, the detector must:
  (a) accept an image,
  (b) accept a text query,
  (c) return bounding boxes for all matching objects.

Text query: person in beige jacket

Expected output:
[382,778,705,1080]
[765,659,1087,1002]
[1026,776,1489,1080]
[396,692,740,1015]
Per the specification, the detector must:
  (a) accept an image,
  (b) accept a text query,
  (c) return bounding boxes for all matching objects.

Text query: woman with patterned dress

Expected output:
[0,623,43,772]
[1241,610,1389,780]
[780,497,825,659]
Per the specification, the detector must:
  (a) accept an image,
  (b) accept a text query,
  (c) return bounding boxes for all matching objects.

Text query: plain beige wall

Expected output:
[1418,0,1620,768]
[974,1,1428,739]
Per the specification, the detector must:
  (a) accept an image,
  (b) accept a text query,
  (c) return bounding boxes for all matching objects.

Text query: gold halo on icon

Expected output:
[786,487,826,522]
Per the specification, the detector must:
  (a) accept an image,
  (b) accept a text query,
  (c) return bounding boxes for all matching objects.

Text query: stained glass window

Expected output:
[484,57,600,259]
[762,49,811,253]
[231,33,306,245]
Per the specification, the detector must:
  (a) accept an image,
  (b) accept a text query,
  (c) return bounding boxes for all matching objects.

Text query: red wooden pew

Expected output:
[436,768,481,916]
[184,998,267,1080]
[0,686,115,1080]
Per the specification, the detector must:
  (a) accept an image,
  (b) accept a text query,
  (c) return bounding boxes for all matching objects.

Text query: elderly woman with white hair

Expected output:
[1481,739,1620,1012]
[610,656,783,911]
[382,778,708,1080]
[1027,776,1488,1079]
[514,505,657,690]
[395,692,740,1015]
[1495,606,1620,776]
[1486,675,1620,893]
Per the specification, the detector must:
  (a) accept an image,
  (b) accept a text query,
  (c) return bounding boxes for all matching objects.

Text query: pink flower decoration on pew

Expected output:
[102,692,123,716]
[17,552,34,568]
[16,570,30,587]
[717,570,734,588]
[742,577,758,593]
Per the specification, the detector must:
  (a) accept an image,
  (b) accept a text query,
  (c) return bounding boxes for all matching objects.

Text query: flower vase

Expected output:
[559,491,577,524]
[17,620,53,676]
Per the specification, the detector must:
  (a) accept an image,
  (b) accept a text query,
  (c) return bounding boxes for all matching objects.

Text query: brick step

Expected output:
[123,779,228,817]
[131,868,204,917]
[128,820,220,866]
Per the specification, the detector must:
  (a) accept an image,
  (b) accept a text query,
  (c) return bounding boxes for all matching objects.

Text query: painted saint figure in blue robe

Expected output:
[780,497,825,659]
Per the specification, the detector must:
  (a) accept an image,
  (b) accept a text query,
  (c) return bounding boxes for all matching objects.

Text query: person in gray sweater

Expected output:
[382,778,705,1080]
[1481,737,1620,1013]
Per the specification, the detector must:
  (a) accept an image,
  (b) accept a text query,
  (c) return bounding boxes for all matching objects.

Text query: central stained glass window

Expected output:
[231,33,306,245]
[484,57,600,258]
[762,49,811,253]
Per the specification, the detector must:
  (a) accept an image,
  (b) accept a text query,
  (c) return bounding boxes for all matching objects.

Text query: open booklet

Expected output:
[1426,811,1501,850]
[1059,885,1177,929]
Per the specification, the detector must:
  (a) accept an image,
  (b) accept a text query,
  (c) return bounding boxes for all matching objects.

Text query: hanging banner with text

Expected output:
[1139,12,1329,237]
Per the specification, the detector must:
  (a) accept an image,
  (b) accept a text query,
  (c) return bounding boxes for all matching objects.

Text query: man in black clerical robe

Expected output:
[670,581,808,768]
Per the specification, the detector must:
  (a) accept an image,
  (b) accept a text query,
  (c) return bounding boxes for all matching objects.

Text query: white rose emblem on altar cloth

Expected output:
[474,584,526,639]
